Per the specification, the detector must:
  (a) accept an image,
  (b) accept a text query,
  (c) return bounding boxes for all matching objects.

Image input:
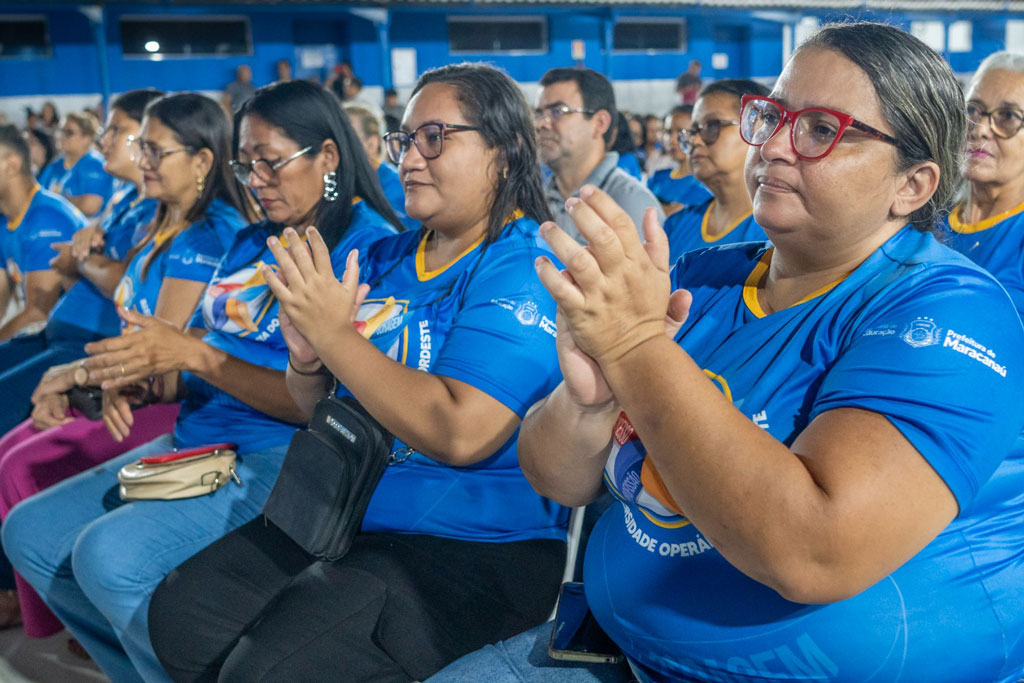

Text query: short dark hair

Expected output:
[668,105,694,118]
[25,128,55,170]
[540,67,618,145]
[111,89,165,123]
[0,124,31,177]
[413,62,553,244]
[697,79,770,113]
[240,79,402,248]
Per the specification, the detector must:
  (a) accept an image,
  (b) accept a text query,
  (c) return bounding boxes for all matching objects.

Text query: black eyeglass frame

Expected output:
[383,122,480,165]
[229,145,315,187]
[678,119,741,153]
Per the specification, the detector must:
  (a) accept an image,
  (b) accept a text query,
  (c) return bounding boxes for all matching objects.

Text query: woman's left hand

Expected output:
[83,308,194,389]
[263,226,368,353]
[535,186,681,367]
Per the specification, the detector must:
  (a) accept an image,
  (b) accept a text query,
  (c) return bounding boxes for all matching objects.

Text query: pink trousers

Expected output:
[0,403,180,637]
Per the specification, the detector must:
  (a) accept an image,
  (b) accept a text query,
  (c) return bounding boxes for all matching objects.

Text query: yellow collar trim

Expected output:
[7,184,40,232]
[416,231,486,281]
[742,248,848,318]
[414,210,524,281]
[949,200,1024,234]
[700,200,753,243]
[669,167,688,180]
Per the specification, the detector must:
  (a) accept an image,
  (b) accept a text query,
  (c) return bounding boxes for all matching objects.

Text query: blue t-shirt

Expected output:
[49,186,158,337]
[174,201,396,454]
[38,150,115,217]
[647,168,712,208]
[616,151,644,182]
[353,216,567,542]
[946,202,1024,320]
[664,198,767,263]
[0,187,85,306]
[112,198,243,319]
[586,228,1024,682]
[377,162,418,230]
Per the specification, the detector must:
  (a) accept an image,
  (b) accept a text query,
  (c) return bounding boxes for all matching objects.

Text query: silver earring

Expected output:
[322,171,339,202]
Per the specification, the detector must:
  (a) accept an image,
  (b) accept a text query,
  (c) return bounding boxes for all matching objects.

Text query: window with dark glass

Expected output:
[121,17,251,57]
[448,17,547,53]
[614,21,686,51]
[0,17,50,59]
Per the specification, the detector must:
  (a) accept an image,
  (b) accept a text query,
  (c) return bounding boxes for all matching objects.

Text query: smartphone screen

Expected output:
[548,582,624,664]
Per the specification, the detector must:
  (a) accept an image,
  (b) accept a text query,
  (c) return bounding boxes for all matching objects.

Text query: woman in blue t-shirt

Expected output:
[2,80,400,683]
[945,51,1024,318]
[38,111,114,218]
[0,90,165,434]
[662,79,769,262]
[148,63,567,683]
[434,23,1024,683]
[0,90,249,638]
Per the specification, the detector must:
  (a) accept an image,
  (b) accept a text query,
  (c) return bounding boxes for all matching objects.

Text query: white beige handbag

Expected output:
[118,443,242,501]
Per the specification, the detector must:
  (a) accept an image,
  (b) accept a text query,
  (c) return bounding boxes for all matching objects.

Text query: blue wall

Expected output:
[0,2,1020,101]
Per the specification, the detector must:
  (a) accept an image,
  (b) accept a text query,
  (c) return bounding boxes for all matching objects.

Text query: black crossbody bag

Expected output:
[262,395,395,561]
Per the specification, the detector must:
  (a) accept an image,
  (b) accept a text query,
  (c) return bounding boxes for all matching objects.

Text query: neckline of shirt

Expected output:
[741,247,849,318]
[7,184,40,232]
[949,199,1024,234]
[700,200,753,243]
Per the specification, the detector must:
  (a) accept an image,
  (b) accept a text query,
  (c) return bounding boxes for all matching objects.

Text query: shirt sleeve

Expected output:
[810,266,1024,511]
[163,220,229,283]
[433,243,562,417]
[22,209,79,272]
[65,159,115,202]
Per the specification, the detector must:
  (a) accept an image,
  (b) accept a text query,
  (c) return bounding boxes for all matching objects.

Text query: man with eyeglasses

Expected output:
[535,67,663,244]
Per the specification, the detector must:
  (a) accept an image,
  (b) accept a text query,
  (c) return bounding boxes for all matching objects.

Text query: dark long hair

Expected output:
[238,80,403,251]
[111,88,164,123]
[412,63,553,244]
[136,92,251,280]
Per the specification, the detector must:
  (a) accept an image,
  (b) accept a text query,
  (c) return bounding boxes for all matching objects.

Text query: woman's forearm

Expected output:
[315,327,520,466]
[518,383,619,507]
[188,340,307,424]
[77,255,128,299]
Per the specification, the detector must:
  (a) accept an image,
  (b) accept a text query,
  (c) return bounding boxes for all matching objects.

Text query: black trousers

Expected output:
[149,517,565,683]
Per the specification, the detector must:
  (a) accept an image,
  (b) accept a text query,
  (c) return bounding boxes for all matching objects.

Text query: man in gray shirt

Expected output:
[222,65,256,114]
[535,67,664,243]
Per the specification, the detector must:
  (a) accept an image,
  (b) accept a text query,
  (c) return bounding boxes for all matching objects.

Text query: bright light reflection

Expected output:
[144,40,160,53]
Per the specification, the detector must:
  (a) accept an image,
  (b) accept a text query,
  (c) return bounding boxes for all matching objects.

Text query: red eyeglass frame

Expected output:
[739,94,899,160]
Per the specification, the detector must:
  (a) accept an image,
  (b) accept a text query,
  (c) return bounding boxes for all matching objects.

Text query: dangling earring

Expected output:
[322,171,339,202]
[195,174,205,194]
[502,167,509,180]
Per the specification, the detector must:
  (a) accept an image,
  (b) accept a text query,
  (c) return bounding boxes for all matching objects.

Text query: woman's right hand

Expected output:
[279,307,320,369]
[31,392,72,430]
[102,387,136,443]
[71,224,105,261]
[556,284,693,411]
[556,306,614,409]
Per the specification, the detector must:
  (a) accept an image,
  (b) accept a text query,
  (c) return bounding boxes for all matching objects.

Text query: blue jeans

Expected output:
[2,433,288,683]
[428,622,639,683]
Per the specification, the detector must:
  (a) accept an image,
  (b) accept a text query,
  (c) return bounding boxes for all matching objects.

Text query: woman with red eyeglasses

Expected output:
[431,22,1024,683]
[945,52,1024,319]
[661,79,769,262]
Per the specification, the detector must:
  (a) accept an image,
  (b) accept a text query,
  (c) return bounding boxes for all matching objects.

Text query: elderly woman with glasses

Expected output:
[945,51,1024,318]
[661,79,769,261]
[37,111,115,218]
[431,22,1024,683]
[2,80,400,683]
[148,62,567,683]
